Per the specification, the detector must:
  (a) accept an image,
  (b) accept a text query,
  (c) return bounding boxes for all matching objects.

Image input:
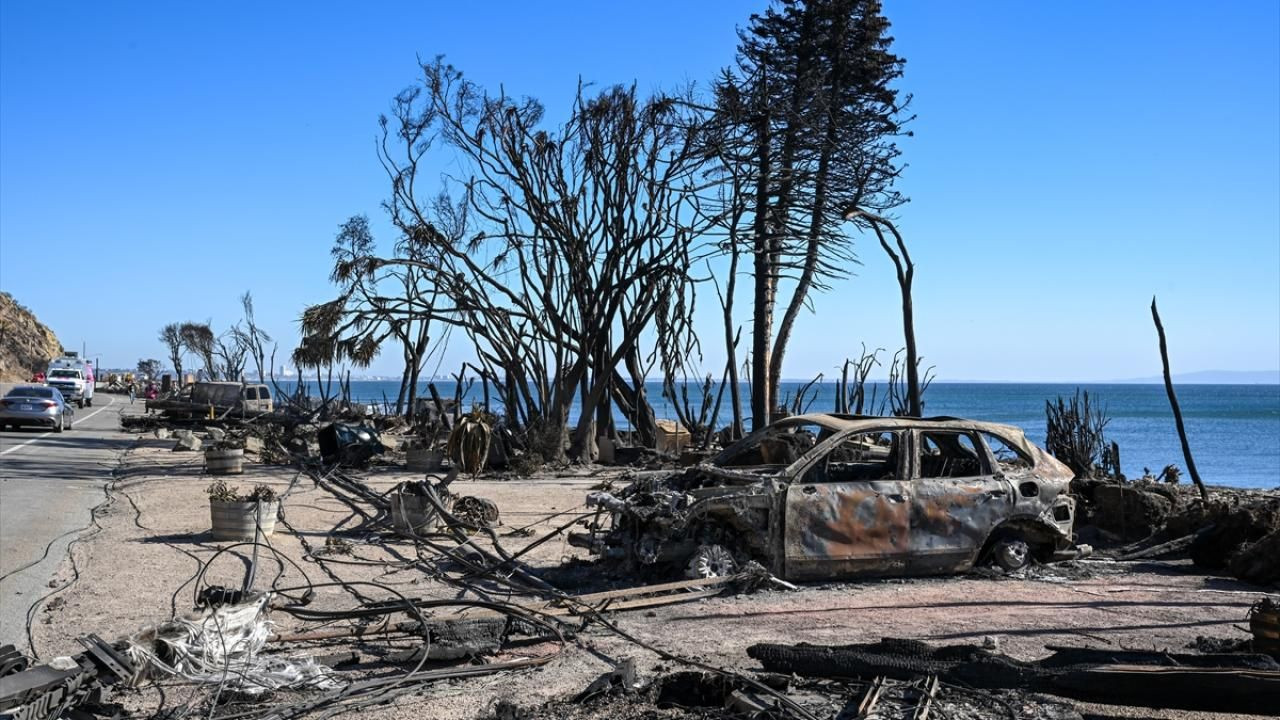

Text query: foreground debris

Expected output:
[748,637,1280,715]
[5,403,1257,720]
[487,662,1085,720]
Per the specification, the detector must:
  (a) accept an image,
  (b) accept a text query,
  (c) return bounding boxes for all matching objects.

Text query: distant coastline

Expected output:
[882,371,1280,385]
[244,370,1280,385]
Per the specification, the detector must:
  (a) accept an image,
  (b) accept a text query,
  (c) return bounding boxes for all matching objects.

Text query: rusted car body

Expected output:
[572,414,1079,581]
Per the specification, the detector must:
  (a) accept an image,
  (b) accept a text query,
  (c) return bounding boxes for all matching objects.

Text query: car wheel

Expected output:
[53,416,64,433]
[685,544,738,579]
[990,537,1031,572]
[77,399,84,409]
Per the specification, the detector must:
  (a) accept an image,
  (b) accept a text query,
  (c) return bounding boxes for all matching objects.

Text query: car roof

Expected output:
[6,385,56,396]
[773,412,1037,455]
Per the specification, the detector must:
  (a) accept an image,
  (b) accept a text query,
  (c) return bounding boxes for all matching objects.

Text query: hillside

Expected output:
[0,292,63,382]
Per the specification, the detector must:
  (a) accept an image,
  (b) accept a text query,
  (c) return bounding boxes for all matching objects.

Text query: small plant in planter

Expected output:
[207,482,279,541]
[205,440,247,475]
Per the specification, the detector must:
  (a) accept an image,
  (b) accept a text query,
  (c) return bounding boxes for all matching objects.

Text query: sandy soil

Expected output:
[26,436,1271,720]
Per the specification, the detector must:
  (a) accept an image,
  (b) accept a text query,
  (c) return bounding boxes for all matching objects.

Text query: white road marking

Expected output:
[0,395,116,456]
[0,432,53,456]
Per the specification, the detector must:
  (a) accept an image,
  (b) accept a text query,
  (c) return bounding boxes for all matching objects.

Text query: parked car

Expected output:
[571,414,1082,581]
[0,385,74,432]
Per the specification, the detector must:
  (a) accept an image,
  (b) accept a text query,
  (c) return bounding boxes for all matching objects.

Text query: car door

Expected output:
[782,430,912,580]
[908,428,1014,574]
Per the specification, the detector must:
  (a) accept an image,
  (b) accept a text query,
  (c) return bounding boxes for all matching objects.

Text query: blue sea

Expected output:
[278,379,1279,490]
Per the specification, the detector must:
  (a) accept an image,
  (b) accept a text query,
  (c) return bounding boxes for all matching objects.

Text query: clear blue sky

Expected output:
[2,1,1277,382]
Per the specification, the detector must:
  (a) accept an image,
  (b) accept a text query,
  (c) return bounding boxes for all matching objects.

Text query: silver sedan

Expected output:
[0,385,74,432]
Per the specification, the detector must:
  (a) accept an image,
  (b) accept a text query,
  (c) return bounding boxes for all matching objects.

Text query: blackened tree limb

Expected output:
[1151,297,1208,502]
[846,209,921,417]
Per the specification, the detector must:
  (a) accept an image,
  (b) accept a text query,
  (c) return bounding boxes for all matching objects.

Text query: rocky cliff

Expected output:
[0,292,63,382]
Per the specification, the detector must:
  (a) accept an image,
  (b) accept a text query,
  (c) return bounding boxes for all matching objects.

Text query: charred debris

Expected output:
[0,383,1255,719]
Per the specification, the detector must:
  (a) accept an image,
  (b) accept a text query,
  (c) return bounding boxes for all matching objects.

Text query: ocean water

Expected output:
[278,379,1279,490]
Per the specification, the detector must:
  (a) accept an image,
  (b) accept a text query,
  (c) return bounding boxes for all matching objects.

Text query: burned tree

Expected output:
[178,322,218,380]
[136,358,162,381]
[1151,297,1209,501]
[845,209,923,416]
[300,216,443,417]
[713,0,910,429]
[213,328,248,381]
[234,291,274,383]
[158,323,184,380]
[349,61,713,461]
[1045,389,1112,479]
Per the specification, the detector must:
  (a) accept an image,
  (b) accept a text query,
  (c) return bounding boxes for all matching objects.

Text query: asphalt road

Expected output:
[0,388,135,648]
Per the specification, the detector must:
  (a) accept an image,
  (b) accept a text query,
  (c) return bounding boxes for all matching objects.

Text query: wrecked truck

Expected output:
[571,414,1082,581]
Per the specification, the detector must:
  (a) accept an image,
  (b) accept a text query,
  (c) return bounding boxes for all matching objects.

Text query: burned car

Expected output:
[572,414,1081,581]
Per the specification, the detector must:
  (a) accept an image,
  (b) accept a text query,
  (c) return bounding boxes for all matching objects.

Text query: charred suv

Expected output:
[571,414,1082,581]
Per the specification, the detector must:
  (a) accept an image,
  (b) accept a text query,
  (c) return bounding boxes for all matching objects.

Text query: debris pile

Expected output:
[747,637,1280,715]
[1097,485,1280,586]
[487,664,1086,720]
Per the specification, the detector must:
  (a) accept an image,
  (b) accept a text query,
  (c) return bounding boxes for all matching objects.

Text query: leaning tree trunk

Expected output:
[1151,297,1208,502]
[852,211,922,418]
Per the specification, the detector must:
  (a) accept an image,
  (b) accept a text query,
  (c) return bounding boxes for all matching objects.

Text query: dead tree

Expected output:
[846,210,922,416]
[834,344,883,414]
[1151,297,1209,501]
[235,291,274,383]
[178,322,218,381]
[1045,389,1111,479]
[213,329,247,381]
[373,63,713,461]
[135,358,162,380]
[302,215,444,418]
[158,323,184,380]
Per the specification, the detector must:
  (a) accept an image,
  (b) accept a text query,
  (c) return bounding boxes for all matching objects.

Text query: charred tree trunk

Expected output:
[1151,297,1208,502]
[750,102,775,432]
[849,210,921,417]
[900,273,921,417]
[620,352,658,448]
[716,238,745,441]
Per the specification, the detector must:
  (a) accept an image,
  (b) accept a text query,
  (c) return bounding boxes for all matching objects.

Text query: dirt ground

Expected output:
[26,436,1273,720]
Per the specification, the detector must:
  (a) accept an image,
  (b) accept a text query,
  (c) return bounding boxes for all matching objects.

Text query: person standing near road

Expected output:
[128,382,136,404]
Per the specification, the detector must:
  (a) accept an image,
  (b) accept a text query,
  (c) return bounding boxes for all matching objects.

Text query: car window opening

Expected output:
[919,431,983,478]
[813,430,900,482]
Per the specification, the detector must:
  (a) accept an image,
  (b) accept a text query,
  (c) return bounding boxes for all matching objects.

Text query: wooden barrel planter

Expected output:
[210,500,279,542]
[1250,600,1280,653]
[405,447,443,472]
[205,448,245,475]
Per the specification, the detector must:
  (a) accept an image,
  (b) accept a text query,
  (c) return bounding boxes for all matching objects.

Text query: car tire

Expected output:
[991,537,1031,572]
[53,416,64,433]
[685,544,738,579]
[77,399,84,409]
